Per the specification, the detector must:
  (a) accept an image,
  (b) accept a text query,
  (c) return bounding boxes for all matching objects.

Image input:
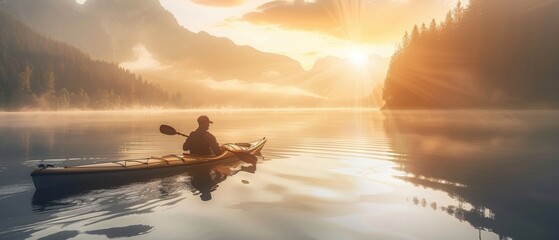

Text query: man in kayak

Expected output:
[183,115,222,155]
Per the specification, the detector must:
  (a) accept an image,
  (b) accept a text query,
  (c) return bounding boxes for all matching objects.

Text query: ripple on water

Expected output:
[4,110,537,240]
[0,183,34,200]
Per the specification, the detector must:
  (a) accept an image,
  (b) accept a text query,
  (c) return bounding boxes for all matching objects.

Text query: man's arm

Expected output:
[205,133,222,155]
[183,138,191,152]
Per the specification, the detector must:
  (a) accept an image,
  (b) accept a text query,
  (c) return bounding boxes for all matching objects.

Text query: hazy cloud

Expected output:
[119,45,169,71]
[243,0,335,35]
[191,0,245,7]
[198,78,326,99]
[242,0,459,43]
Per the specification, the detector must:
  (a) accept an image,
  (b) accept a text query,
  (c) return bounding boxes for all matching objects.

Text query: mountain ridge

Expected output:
[0,0,386,107]
[0,9,179,110]
[0,0,305,81]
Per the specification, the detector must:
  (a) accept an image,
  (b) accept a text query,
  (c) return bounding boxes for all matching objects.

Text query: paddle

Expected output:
[160,124,230,155]
[159,124,189,137]
[159,124,259,156]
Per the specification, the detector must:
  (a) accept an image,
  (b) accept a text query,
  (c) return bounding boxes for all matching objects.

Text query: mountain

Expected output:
[0,0,330,107]
[91,0,305,82]
[0,9,178,110]
[382,0,559,109]
[0,0,114,61]
[0,0,304,82]
[0,0,385,107]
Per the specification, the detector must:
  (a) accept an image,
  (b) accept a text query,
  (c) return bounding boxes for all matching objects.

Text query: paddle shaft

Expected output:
[176,132,189,138]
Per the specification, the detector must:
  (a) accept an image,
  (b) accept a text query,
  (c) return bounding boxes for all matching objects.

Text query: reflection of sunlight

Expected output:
[335,155,402,185]
[402,174,467,188]
[309,188,347,201]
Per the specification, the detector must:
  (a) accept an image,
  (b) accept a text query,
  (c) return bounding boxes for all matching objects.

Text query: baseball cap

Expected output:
[197,115,213,124]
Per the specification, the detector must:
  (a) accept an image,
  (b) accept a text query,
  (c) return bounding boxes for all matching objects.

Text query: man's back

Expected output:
[183,129,221,155]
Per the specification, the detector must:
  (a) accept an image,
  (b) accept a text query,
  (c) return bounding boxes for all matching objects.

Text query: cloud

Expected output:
[242,0,460,43]
[191,0,245,7]
[198,78,327,99]
[119,44,169,71]
[243,0,336,35]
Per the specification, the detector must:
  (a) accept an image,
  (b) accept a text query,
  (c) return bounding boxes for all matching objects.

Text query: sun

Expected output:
[350,52,368,66]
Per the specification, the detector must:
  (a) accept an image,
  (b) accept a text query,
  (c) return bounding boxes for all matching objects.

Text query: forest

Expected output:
[382,0,559,109]
[0,10,182,110]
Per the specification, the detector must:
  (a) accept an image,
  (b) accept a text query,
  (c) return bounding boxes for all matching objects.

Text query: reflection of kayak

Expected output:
[31,138,266,191]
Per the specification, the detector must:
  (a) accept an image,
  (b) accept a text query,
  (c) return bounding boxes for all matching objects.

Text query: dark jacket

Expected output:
[183,129,221,155]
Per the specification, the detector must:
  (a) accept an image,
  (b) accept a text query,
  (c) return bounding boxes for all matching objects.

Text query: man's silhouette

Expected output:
[183,115,222,155]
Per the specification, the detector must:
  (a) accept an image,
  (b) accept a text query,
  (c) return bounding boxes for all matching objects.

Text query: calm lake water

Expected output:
[0,109,558,240]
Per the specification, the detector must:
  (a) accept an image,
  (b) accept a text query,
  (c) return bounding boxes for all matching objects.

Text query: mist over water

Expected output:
[0,109,557,240]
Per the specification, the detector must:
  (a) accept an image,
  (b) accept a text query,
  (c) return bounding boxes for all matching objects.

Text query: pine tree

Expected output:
[0,10,181,110]
[382,0,559,109]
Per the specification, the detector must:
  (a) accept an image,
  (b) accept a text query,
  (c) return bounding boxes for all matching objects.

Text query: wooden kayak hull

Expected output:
[31,138,266,191]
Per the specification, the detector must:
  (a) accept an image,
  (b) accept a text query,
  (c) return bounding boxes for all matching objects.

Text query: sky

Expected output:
[73,0,466,105]
[155,0,466,69]
[73,0,466,69]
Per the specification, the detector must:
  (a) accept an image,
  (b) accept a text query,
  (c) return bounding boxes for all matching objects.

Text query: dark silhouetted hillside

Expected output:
[0,10,179,110]
[382,0,559,109]
[0,0,304,82]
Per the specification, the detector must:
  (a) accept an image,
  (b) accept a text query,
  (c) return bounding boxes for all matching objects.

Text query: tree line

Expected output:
[382,0,559,109]
[0,10,184,110]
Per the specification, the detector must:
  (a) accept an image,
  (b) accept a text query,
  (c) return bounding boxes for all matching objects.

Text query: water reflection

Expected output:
[3,110,556,239]
[33,225,154,240]
[32,154,261,209]
[188,153,258,201]
[85,224,154,239]
[37,230,79,240]
[383,110,559,240]
[0,154,263,239]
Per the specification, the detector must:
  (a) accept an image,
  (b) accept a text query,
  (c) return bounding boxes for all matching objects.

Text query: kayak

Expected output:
[31,138,266,191]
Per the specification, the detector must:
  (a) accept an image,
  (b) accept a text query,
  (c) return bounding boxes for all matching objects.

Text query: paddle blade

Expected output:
[159,125,177,135]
